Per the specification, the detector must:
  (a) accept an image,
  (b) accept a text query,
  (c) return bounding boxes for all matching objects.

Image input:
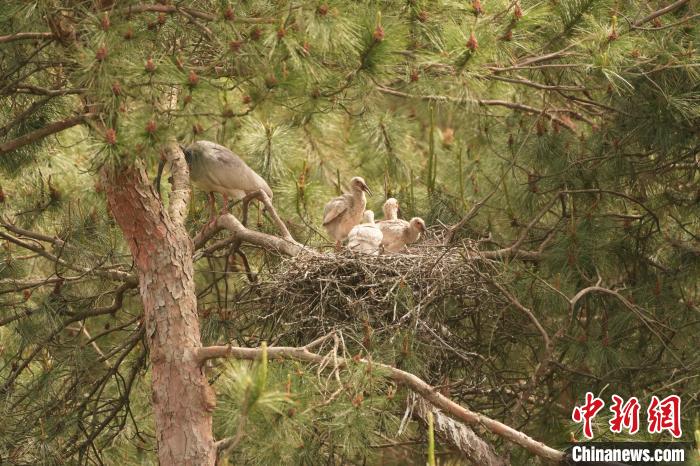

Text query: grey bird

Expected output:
[347,210,383,255]
[157,140,272,221]
[377,199,426,252]
[323,176,372,250]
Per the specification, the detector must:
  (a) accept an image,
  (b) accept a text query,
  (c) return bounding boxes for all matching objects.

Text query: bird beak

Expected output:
[362,183,372,196]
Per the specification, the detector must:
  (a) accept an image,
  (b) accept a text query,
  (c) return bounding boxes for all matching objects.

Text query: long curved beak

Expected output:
[362,183,373,197]
[154,159,166,197]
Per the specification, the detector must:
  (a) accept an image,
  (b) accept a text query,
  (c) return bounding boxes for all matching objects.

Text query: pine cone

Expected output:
[224,6,235,21]
[105,128,117,145]
[466,31,478,51]
[101,13,110,31]
[373,25,385,42]
[95,46,107,61]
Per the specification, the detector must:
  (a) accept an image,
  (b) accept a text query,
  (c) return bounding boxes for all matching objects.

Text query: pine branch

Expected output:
[109,4,275,24]
[376,86,579,131]
[632,0,690,26]
[0,114,94,155]
[198,338,565,463]
[0,229,135,283]
[12,84,86,96]
[455,192,563,259]
[489,44,578,72]
[0,32,54,43]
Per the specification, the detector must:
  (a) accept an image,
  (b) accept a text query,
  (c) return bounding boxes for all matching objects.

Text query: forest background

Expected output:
[0,0,698,464]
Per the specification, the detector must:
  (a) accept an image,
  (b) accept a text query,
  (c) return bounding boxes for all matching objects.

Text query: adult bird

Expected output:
[322,176,372,250]
[347,210,383,255]
[377,199,426,252]
[156,140,272,222]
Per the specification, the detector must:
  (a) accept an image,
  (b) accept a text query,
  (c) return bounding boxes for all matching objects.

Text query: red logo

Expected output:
[609,395,640,434]
[572,392,605,439]
[572,393,682,438]
[647,395,682,438]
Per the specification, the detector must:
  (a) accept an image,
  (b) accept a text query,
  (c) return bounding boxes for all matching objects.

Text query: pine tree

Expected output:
[1,0,698,465]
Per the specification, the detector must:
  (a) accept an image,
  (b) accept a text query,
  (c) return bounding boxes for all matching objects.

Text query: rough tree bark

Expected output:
[104,158,216,465]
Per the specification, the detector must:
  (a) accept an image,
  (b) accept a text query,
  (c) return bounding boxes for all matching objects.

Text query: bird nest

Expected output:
[248,237,508,351]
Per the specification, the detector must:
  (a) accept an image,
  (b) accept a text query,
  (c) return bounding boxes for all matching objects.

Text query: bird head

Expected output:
[362,210,375,224]
[383,198,399,219]
[410,217,427,233]
[179,143,195,166]
[350,177,372,196]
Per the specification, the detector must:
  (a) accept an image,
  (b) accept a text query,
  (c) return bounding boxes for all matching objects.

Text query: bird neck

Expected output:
[181,146,193,166]
[406,225,421,242]
[352,189,366,203]
[384,209,398,220]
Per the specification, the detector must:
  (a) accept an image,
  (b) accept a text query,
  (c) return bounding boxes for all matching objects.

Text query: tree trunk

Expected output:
[105,166,216,465]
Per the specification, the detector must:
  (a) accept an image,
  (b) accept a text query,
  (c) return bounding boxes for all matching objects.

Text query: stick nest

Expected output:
[251,237,507,347]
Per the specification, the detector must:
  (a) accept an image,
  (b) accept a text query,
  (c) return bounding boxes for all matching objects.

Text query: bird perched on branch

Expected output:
[347,210,383,255]
[156,140,272,221]
[378,198,426,252]
[322,176,372,250]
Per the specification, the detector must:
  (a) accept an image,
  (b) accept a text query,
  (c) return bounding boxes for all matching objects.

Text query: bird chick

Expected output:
[382,198,399,220]
[323,176,372,250]
[347,210,383,255]
[378,216,426,253]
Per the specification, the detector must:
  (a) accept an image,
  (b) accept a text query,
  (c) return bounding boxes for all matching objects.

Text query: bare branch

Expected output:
[244,189,294,241]
[12,84,86,96]
[445,187,499,244]
[632,0,690,26]
[111,4,275,24]
[220,214,308,257]
[0,114,94,155]
[193,191,311,257]
[163,142,190,226]
[0,32,54,43]
[376,86,578,131]
[414,399,507,466]
[475,192,562,260]
[0,230,136,283]
[489,44,578,71]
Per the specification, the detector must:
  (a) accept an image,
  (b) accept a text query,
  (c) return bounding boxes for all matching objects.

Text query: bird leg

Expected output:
[221,193,229,215]
[240,191,261,227]
[207,192,217,225]
[335,241,342,252]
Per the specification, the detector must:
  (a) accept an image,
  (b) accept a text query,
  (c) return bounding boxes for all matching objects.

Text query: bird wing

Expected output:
[323,195,350,225]
[348,225,383,253]
[378,219,408,234]
[349,224,382,244]
[378,220,408,248]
